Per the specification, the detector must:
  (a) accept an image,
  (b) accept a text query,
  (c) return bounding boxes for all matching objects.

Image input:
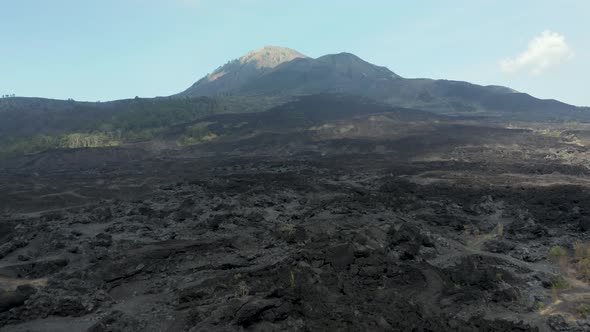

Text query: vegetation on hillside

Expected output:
[177,122,218,146]
[548,242,590,281]
[0,96,288,157]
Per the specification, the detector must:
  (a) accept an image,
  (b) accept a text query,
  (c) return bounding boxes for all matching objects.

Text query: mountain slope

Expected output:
[182,46,308,96]
[179,46,584,119]
[238,52,401,96]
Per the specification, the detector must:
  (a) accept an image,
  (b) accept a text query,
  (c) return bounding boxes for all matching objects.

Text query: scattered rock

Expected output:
[325,244,355,270]
[234,298,281,327]
[547,315,570,331]
[93,233,113,248]
[483,239,515,254]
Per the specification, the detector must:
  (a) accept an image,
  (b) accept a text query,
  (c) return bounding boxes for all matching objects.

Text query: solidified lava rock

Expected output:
[443,255,525,308]
[506,220,548,240]
[0,240,27,260]
[0,257,69,278]
[546,315,570,331]
[87,310,146,332]
[447,255,516,290]
[389,223,435,247]
[325,243,355,270]
[41,211,65,222]
[93,207,113,222]
[387,223,434,260]
[93,233,113,248]
[2,116,589,332]
[483,239,516,254]
[579,216,590,232]
[0,285,36,313]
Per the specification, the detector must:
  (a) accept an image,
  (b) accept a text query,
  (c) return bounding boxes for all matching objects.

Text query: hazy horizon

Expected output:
[1,0,588,106]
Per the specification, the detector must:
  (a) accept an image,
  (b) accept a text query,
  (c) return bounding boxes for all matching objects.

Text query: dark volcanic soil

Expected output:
[1,103,590,331]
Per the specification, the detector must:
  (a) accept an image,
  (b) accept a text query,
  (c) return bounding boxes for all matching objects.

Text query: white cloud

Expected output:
[500,30,573,75]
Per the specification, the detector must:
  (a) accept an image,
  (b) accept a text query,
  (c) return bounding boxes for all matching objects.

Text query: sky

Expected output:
[1,0,588,106]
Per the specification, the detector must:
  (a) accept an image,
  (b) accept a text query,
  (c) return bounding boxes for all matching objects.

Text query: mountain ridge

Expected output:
[179,46,583,119]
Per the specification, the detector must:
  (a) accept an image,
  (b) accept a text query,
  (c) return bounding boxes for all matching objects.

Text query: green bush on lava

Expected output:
[548,245,568,258]
[177,122,218,146]
[576,304,590,317]
[550,277,570,290]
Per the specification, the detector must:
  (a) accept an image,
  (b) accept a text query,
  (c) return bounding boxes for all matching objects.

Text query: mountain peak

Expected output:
[181,47,407,97]
[239,46,308,69]
[321,52,360,59]
[181,46,309,96]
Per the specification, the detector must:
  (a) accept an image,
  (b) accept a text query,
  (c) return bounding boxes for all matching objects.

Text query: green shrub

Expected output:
[533,301,546,311]
[550,277,570,290]
[277,223,296,236]
[236,280,250,298]
[548,245,568,258]
[576,303,590,317]
[574,242,590,280]
[60,132,120,148]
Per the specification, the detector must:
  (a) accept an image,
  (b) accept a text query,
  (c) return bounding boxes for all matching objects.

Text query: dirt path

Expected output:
[0,276,47,291]
[428,236,557,276]
[10,203,94,219]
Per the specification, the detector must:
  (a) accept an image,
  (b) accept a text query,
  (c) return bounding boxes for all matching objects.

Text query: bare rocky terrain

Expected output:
[2,45,590,332]
[1,94,590,331]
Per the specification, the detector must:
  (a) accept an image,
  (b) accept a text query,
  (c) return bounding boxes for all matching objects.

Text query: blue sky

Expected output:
[1,0,588,105]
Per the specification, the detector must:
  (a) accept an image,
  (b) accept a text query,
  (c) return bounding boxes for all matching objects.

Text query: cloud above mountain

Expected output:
[500,30,574,75]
